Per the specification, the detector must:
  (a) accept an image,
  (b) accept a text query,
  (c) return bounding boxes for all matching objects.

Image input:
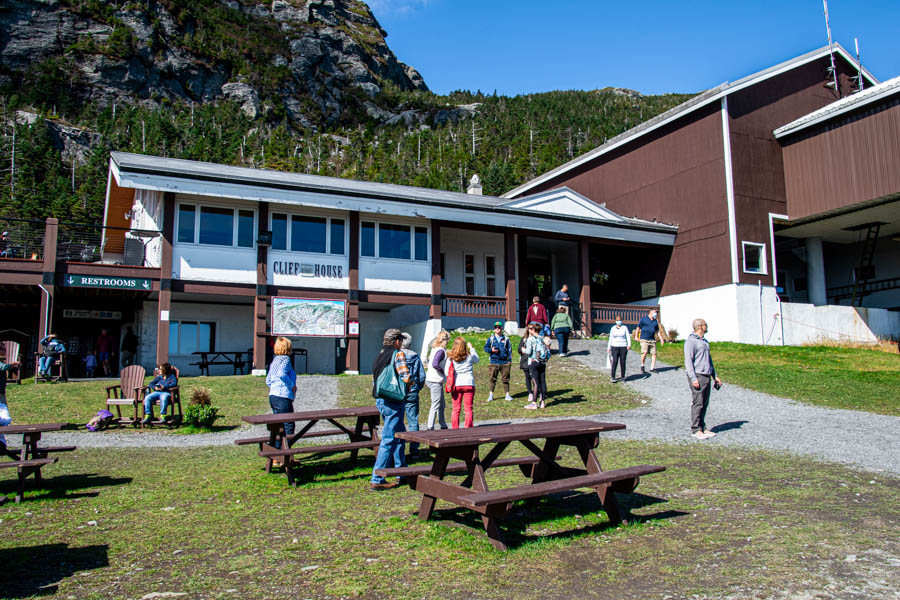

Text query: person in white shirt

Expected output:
[607,316,630,383]
[424,330,450,430]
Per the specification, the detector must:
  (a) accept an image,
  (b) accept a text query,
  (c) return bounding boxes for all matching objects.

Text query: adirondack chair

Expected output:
[105,365,147,427]
[140,366,183,427]
[34,351,67,383]
[1,341,22,384]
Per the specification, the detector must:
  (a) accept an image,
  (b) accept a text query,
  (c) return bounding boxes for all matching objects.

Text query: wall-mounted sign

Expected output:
[63,309,122,320]
[641,281,657,299]
[272,261,343,278]
[348,320,359,336]
[64,274,152,290]
[271,297,346,337]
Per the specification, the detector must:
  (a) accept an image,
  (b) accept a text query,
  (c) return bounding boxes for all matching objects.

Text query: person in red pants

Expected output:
[447,337,479,428]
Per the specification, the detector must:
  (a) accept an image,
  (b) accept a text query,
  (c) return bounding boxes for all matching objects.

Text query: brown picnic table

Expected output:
[237,406,381,487]
[0,423,76,504]
[390,419,666,550]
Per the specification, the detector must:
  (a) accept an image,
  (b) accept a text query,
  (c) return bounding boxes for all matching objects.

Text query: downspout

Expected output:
[759,280,764,345]
[38,284,51,338]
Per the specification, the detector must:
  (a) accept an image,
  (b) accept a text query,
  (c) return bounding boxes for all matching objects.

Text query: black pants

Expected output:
[521,365,532,395]
[610,346,627,379]
[528,362,547,401]
[269,394,294,448]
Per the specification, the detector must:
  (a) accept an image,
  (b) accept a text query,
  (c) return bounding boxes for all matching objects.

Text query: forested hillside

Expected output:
[0,0,695,223]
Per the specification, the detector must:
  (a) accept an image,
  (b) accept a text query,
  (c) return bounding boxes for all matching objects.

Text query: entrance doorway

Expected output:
[526,256,553,304]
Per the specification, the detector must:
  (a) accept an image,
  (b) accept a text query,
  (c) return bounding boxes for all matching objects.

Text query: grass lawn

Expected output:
[339,332,646,420]
[2,442,898,598]
[651,341,900,416]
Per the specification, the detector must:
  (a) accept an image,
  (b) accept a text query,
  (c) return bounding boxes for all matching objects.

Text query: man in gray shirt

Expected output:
[684,318,722,440]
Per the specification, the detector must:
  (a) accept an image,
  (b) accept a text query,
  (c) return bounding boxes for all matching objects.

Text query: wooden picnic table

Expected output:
[393,419,665,550]
[191,350,248,375]
[0,423,76,504]
[237,406,381,486]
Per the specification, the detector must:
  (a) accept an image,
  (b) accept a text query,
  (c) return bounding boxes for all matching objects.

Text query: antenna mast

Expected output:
[854,37,865,91]
[823,0,840,97]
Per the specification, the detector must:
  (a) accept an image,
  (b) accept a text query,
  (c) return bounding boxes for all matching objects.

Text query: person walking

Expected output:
[526,296,549,334]
[635,310,665,373]
[120,326,139,367]
[370,329,411,490]
[684,318,722,440]
[523,323,550,409]
[266,337,297,460]
[401,333,426,459]
[448,337,479,428]
[550,306,574,357]
[424,330,450,430]
[518,326,534,405]
[607,316,630,383]
[483,322,513,402]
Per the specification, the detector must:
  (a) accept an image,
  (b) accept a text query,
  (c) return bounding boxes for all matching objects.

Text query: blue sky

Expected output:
[369,0,900,96]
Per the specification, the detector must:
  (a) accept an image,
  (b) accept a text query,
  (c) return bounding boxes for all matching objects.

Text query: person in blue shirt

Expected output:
[266,337,297,452]
[38,334,64,379]
[400,333,426,459]
[634,309,666,373]
[483,321,512,402]
[142,363,178,424]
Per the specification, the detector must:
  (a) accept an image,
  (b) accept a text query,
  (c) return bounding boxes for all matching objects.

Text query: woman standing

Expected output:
[424,330,450,430]
[447,337,479,428]
[518,327,533,405]
[266,337,297,457]
[550,306,574,357]
[608,316,630,383]
[524,323,550,410]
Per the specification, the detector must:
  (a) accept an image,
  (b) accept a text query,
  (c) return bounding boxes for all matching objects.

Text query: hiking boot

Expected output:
[161,414,172,423]
[370,481,399,491]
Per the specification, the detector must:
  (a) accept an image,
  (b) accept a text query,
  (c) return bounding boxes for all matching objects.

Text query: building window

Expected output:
[272,213,287,250]
[177,205,195,243]
[414,227,428,261]
[237,210,254,248]
[177,203,256,249]
[270,213,345,255]
[742,242,767,274]
[330,219,345,255]
[291,215,327,253]
[485,255,496,296]
[361,221,375,257]
[465,253,475,295]
[199,206,235,246]
[168,321,215,355]
[379,223,411,259]
[360,221,429,261]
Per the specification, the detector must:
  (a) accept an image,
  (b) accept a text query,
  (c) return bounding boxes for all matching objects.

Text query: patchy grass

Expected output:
[1,442,897,598]
[339,332,645,420]
[653,341,900,416]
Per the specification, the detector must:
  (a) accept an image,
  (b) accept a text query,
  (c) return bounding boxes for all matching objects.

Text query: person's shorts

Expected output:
[640,340,657,355]
[99,351,111,361]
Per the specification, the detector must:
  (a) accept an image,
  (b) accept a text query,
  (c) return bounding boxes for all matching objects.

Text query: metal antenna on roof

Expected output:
[823,0,841,97]
[854,37,865,92]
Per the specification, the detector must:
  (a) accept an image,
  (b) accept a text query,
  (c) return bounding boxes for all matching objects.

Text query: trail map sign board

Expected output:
[271,297,346,337]
[64,274,152,290]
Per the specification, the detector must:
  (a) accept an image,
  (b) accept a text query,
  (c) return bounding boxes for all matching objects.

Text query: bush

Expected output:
[666,328,679,342]
[185,387,219,428]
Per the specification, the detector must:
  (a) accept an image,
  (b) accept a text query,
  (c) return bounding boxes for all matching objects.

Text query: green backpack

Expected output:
[374,351,408,402]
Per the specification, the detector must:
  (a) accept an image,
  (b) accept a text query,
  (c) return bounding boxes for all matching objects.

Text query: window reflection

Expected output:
[291,215,327,253]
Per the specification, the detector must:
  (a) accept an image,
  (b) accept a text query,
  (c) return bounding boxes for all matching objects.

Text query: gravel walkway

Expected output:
[39,349,899,476]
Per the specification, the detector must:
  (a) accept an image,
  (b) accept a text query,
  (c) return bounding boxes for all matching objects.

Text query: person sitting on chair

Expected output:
[142,363,178,424]
[38,334,65,379]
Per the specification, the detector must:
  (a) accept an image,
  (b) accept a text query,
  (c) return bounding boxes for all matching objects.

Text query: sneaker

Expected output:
[691,431,708,440]
[141,415,152,425]
[539,400,546,409]
[610,377,617,383]
[505,393,513,402]
[559,353,566,357]
[523,402,538,410]
[702,430,716,437]
[370,481,399,491]
[161,414,172,423]
[640,365,646,373]
[527,393,534,404]
[487,392,494,402]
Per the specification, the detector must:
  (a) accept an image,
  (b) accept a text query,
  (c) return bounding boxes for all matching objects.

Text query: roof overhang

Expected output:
[110,153,677,246]
[774,194,900,243]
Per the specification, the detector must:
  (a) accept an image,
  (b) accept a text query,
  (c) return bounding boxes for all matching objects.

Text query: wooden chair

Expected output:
[141,366,183,427]
[1,341,21,384]
[34,351,67,384]
[105,365,147,427]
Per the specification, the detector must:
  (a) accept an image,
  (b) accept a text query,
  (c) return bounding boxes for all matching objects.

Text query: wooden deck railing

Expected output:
[590,303,659,325]
[442,295,507,318]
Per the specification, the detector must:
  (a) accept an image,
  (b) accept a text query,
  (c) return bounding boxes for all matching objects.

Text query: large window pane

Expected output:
[197,322,213,352]
[168,322,179,354]
[180,322,198,355]
[379,223,411,259]
[272,213,287,250]
[177,205,195,243]
[199,206,234,246]
[361,221,375,257]
[291,215,326,253]
[330,219,345,255]
[237,210,254,248]
[414,226,427,261]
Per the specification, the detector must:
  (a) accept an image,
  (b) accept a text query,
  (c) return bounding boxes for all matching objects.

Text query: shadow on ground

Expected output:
[710,420,748,433]
[0,543,109,598]
[0,473,132,503]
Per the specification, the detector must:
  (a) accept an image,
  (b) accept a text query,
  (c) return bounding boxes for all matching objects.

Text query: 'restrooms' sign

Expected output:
[64,274,152,290]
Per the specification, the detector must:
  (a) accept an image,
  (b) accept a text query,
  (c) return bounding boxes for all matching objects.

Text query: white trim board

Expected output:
[721,97,739,284]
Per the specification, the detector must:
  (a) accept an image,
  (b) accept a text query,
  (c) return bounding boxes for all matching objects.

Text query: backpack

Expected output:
[86,409,114,431]
[374,351,407,402]
[538,340,551,363]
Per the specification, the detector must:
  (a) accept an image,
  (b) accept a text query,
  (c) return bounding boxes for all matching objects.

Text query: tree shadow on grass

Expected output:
[0,543,109,598]
[0,473,132,503]
[431,491,686,549]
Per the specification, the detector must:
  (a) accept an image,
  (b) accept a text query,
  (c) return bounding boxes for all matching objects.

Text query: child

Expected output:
[83,351,98,378]
[523,325,551,410]
[142,363,178,424]
[265,337,297,453]
[38,334,65,379]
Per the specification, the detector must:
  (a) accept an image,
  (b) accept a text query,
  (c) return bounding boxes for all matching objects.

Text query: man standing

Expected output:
[483,321,513,402]
[684,318,722,440]
[120,326,139,367]
[635,310,665,373]
[97,328,115,376]
[370,329,411,490]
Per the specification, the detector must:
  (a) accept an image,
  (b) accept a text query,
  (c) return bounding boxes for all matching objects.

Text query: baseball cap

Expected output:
[383,328,403,344]
[493,321,503,329]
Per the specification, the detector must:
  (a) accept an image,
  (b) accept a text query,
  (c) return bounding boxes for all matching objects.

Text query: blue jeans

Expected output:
[269,395,294,449]
[144,391,171,416]
[371,397,406,484]
[555,329,570,354]
[404,392,420,454]
[39,356,56,374]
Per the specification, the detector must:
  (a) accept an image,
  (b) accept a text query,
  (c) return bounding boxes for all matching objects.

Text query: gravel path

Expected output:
[39,349,899,476]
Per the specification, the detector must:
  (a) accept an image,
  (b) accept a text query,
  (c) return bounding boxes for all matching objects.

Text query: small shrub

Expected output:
[191,386,212,406]
[666,328,679,342]
[185,387,218,427]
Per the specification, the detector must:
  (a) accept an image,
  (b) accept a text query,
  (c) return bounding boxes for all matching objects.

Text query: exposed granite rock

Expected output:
[222,82,261,118]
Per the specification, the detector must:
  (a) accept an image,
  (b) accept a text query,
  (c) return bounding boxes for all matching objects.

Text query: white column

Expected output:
[805,237,827,305]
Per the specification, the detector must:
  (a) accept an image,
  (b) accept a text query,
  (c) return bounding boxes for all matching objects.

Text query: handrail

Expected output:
[442,295,507,318]
[590,303,658,325]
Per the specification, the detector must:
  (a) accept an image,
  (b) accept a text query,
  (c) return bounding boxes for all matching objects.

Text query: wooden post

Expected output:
[38,218,59,338]
[346,211,360,373]
[430,221,442,319]
[504,231,516,323]
[579,240,592,337]
[254,201,269,371]
[156,192,175,365]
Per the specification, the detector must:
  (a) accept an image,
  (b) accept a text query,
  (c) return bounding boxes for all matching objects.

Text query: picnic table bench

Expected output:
[191,350,250,376]
[0,423,75,504]
[237,406,380,487]
[392,419,665,550]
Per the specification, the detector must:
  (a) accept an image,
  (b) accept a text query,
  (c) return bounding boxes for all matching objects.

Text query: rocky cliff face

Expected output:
[0,0,428,127]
